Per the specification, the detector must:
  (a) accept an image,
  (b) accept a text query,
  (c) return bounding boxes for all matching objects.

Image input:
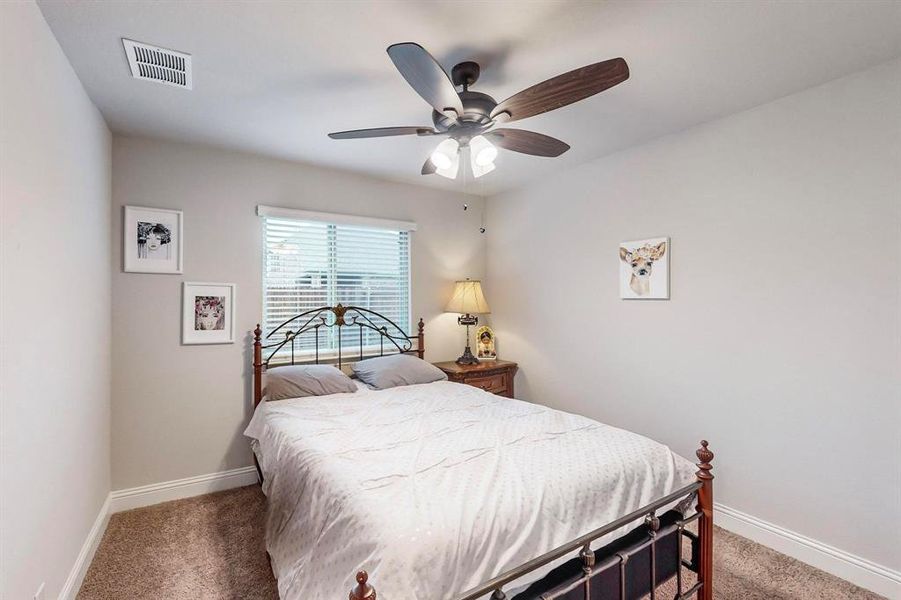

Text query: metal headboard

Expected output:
[252,304,424,406]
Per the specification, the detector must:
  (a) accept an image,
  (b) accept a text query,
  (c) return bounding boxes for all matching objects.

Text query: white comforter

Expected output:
[244,380,696,600]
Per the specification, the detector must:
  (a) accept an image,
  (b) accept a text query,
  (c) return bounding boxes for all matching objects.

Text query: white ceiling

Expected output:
[38,0,901,197]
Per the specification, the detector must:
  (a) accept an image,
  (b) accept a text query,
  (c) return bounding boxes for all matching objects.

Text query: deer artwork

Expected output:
[620,241,667,297]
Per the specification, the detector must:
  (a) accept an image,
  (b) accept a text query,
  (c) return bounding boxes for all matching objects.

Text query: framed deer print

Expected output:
[123,206,183,274]
[619,237,670,300]
[182,282,236,344]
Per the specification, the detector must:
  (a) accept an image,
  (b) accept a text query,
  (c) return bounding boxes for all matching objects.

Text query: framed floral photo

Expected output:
[182,282,236,345]
[123,206,183,274]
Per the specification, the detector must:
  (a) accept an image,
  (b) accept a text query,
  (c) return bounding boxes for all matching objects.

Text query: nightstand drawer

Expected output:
[432,359,517,398]
[466,373,506,394]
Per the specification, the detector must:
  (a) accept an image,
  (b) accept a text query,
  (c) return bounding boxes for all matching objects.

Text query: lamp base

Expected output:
[455,316,480,365]
[455,346,480,365]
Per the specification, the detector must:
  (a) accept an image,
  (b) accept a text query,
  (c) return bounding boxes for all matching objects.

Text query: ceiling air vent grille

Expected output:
[122,39,192,90]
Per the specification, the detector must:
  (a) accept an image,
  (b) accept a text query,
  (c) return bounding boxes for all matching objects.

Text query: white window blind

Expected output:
[262,214,411,359]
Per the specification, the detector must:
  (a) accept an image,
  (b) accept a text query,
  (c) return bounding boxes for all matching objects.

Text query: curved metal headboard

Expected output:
[252,304,424,406]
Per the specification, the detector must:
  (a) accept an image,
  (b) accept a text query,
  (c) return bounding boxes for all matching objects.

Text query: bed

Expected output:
[246,305,715,600]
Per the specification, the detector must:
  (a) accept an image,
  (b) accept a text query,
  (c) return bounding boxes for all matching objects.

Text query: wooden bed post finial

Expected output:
[349,570,376,600]
[695,440,714,600]
[417,317,425,359]
[253,324,263,407]
[696,440,714,481]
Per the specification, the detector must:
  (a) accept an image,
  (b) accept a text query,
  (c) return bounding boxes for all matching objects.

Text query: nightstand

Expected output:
[433,359,518,398]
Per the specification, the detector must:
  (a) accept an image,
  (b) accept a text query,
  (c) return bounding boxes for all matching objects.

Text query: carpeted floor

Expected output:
[77,485,885,600]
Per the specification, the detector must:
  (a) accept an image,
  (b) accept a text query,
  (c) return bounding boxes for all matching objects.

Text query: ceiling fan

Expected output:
[328,43,629,180]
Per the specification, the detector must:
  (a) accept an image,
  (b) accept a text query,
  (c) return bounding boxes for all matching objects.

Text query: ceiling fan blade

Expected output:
[491,57,629,124]
[421,157,437,175]
[484,129,570,157]
[387,43,464,120]
[328,126,438,140]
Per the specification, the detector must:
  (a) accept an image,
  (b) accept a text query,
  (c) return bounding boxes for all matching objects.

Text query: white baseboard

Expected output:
[59,466,258,599]
[109,466,259,513]
[59,493,111,600]
[716,503,901,599]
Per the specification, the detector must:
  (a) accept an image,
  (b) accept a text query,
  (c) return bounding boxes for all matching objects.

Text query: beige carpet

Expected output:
[77,485,885,600]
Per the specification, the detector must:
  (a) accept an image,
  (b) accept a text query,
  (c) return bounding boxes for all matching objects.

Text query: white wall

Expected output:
[110,136,485,489]
[0,2,112,598]
[486,59,901,574]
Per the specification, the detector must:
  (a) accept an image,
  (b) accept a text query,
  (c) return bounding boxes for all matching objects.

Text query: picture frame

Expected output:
[182,282,236,345]
[123,205,183,274]
[476,325,497,360]
[619,237,670,300]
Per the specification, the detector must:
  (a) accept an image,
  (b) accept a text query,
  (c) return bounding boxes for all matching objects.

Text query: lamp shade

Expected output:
[445,280,490,314]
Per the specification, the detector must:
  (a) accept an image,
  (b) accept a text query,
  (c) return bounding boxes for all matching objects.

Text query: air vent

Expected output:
[122,39,192,90]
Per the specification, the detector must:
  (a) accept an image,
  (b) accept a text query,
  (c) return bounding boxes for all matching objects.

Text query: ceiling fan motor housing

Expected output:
[430,61,497,135]
[432,90,497,134]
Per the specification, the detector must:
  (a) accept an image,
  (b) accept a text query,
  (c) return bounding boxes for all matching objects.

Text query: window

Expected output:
[261,207,412,359]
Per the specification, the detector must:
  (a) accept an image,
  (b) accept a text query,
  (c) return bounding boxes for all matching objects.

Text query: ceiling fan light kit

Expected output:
[431,138,459,170]
[328,42,629,180]
[435,152,460,180]
[470,157,495,179]
[431,136,498,180]
[470,135,497,167]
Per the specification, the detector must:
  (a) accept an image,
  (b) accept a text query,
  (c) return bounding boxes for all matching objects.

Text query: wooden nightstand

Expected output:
[433,359,518,398]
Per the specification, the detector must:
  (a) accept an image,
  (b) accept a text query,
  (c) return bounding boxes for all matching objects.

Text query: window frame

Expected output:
[259,206,414,362]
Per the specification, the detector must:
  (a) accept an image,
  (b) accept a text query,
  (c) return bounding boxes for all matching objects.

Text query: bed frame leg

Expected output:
[695,440,714,600]
[349,570,376,600]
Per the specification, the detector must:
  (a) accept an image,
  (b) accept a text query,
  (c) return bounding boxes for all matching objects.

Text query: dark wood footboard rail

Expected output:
[349,441,715,600]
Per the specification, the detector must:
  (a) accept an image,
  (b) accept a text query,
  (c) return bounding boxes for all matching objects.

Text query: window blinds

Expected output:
[262,215,411,358]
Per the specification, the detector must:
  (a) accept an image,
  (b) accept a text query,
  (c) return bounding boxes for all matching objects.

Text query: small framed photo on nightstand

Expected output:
[476,326,496,360]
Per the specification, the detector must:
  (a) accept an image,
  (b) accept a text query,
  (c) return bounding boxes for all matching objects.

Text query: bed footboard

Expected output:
[349,441,714,600]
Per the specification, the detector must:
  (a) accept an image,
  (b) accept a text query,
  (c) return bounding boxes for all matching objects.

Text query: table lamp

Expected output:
[445,279,490,365]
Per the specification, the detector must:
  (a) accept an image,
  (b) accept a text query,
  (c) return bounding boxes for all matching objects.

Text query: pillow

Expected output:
[265,364,358,401]
[351,354,447,390]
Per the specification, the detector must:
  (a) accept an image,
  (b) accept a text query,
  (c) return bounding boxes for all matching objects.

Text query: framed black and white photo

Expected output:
[123,206,183,274]
[182,282,236,345]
